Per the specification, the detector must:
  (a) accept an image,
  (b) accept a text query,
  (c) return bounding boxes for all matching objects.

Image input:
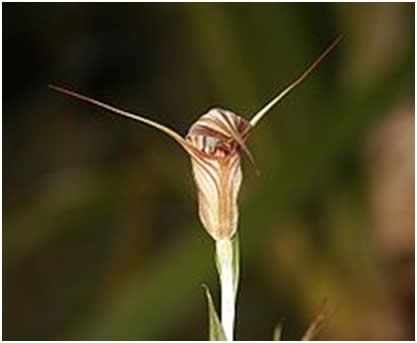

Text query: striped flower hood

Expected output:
[185,108,252,240]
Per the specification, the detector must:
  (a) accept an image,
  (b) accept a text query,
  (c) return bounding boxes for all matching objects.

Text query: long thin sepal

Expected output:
[49,85,188,148]
[249,35,343,128]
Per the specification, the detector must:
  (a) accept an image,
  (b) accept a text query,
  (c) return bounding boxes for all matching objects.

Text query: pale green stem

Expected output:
[216,238,235,341]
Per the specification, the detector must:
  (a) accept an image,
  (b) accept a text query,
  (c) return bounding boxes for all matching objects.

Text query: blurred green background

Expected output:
[3,3,414,340]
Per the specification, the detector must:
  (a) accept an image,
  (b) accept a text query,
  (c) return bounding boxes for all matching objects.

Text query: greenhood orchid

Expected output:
[50,36,341,341]
[49,36,341,242]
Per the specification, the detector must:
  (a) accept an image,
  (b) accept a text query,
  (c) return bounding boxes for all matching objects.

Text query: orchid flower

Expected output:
[49,35,341,341]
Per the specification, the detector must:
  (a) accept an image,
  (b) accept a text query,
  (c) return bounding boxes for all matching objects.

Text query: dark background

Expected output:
[3,3,414,340]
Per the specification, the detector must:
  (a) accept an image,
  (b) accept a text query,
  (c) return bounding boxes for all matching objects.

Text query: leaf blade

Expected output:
[273,322,284,341]
[203,284,227,341]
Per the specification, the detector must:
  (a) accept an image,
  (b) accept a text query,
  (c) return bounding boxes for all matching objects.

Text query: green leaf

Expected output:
[203,284,227,341]
[273,322,284,341]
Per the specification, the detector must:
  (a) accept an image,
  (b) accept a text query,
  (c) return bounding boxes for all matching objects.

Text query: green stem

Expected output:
[215,237,238,341]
